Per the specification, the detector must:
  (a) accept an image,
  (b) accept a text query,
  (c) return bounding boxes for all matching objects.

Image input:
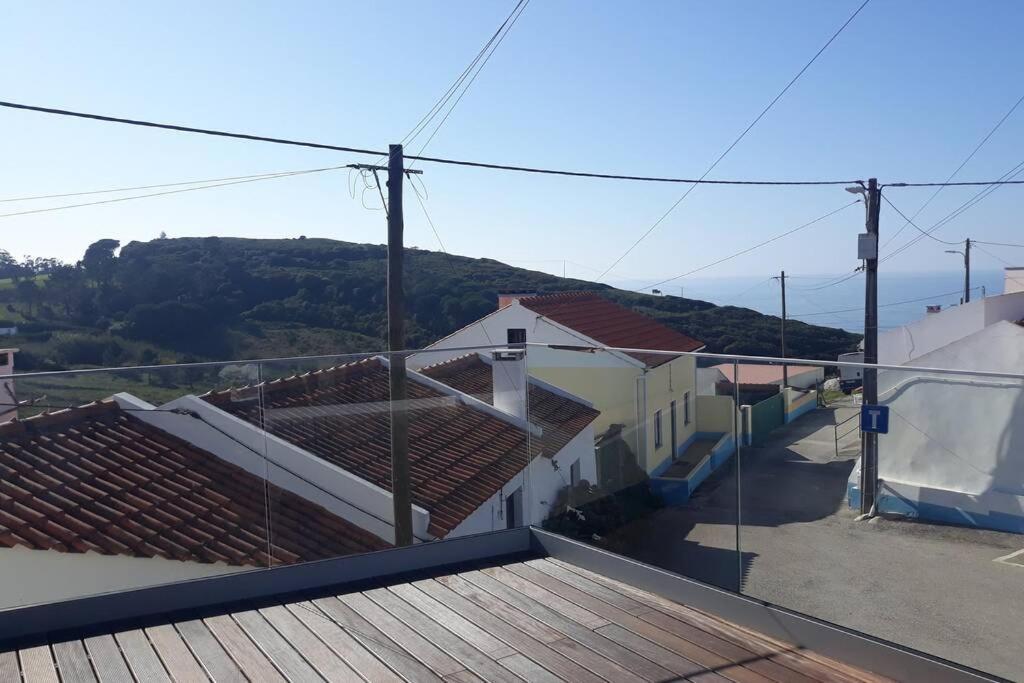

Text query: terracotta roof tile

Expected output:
[418,353,599,455]
[202,358,540,538]
[0,402,388,567]
[517,292,703,366]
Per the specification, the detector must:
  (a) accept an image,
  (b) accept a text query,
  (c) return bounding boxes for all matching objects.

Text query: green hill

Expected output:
[1,237,860,371]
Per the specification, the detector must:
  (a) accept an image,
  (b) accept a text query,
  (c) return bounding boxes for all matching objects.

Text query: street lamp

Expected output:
[945,238,971,303]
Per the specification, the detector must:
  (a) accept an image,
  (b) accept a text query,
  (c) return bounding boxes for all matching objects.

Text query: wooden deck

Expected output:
[1,557,889,682]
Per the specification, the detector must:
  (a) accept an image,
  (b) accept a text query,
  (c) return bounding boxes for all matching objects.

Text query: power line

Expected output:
[880,193,960,246]
[411,0,529,164]
[886,179,1024,188]
[594,0,871,280]
[0,166,346,220]
[0,166,344,204]
[400,0,527,149]
[0,100,863,186]
[638,199,860,292]
[790,287,981,317]
[973,240,1024,248]
[879,92,1024,249]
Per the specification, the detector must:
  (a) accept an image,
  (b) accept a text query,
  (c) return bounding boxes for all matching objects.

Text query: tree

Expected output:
[15,280,40,315]
[81,239,120,288]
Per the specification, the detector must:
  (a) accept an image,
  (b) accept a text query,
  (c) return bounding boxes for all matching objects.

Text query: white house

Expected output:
[180,353,598,542]
[410,291,712,479]
[0,348,16,424]
[849,268,1024,532]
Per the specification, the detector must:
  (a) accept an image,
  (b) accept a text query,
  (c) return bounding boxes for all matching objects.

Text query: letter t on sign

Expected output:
[860,404,889,434]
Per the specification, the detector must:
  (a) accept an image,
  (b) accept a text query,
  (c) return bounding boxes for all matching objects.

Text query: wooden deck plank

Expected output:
[545,637,648,683]
[204,614,286,683]
[596,624,730,682]
[544,558,887,683]
[312,597,444,683]
[51,640,97,683]
[144,625,208,682]
[18,645,59,683]
[113,630,171,683]
[260,604,362,679]
[231,609,324,681]
[413,578,604,683]
[461,569,666,683]
[479,566,609,629]
[0,650,22,683]
[84,635,134,683]
[497,653,565,683]
[388,583,516,659]
[284,602,404,683]
[364,587,522,683]
[524,558,649,614]
[175,619,246,682]
[434,574,564,644]
[444,670,484,682]
[339,592,464,677]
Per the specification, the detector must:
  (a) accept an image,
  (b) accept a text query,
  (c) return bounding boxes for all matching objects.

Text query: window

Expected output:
[654,409,663,449]
[670,400,678,459]
[507,328,526,345]
[570,459,581,487]
[683,391,691,425]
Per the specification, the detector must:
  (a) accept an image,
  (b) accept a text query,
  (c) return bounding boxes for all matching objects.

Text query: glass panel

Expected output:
[527,344,741,591]
[737,359,1024,680]
[253,344,528,565]
[0,362,274,609]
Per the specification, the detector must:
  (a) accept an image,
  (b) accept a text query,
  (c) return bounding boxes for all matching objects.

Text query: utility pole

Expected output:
[777,270,788,387]
[964,238,971,304]
[387,144,413,546]
[861,178,881,516]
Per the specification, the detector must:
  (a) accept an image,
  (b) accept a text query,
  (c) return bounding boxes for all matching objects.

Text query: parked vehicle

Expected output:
[837,351,864,393]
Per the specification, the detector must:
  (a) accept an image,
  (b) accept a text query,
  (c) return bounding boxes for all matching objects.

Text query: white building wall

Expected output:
[878,292,1024,365]
[448,425,595,537]
[0,545,246,610]
[856,321,1024,529]
[0,349,16,423]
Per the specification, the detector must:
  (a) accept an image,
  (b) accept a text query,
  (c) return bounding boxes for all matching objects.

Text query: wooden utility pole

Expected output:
[778,270,788,387]
[861,178,881,516]
[964,238,971,303]
[387,144,413,546]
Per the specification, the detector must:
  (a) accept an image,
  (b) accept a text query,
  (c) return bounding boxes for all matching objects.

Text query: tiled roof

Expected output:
[419,353,599,455]
[517,291,703,367]
[202,358,540,538]
[0,402,388,568]
[710,363,819,384]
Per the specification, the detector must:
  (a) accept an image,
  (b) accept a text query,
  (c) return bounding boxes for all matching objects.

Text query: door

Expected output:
[505,487,523,529]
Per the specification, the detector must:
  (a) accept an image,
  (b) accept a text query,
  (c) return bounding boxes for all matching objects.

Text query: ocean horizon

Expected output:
[608,268,1014,334]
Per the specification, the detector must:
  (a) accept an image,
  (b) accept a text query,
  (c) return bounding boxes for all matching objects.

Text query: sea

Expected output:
[608,269,1011,334]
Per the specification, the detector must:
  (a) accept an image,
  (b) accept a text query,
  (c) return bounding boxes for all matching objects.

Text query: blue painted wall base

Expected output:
[847,481,1024,534]
[650,433,736,506]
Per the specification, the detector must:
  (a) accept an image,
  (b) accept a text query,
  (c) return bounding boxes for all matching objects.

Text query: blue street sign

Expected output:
[861,404,889,434]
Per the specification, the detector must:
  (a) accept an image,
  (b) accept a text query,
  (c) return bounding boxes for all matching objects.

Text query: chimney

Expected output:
[925,305,942,315]
[497,291,535,310]
[1004,267,1024,295]
[491,348,527,420]
[0,348,17,424]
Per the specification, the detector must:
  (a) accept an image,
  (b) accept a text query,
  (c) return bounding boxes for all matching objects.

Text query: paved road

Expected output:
[613,404,1024,680]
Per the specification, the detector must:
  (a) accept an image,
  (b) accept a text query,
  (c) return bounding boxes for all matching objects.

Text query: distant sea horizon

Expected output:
[607,268,1013,335]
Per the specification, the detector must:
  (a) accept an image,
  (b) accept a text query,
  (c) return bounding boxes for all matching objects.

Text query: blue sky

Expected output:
[1,0,1022,294]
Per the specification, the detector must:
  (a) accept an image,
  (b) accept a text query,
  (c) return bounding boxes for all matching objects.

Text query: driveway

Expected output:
[611,403,1024,680]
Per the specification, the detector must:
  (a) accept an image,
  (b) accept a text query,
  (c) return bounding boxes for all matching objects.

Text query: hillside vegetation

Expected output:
[0,237,860,371]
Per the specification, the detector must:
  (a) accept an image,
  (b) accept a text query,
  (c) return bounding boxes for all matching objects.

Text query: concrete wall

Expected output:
[449,425,596,536]
[878,292,1024,365]
[697,367,726,396]
[850,321,1024,532]
[696,395,735,433]
[0,545,246,610]
[784,387,817,423]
